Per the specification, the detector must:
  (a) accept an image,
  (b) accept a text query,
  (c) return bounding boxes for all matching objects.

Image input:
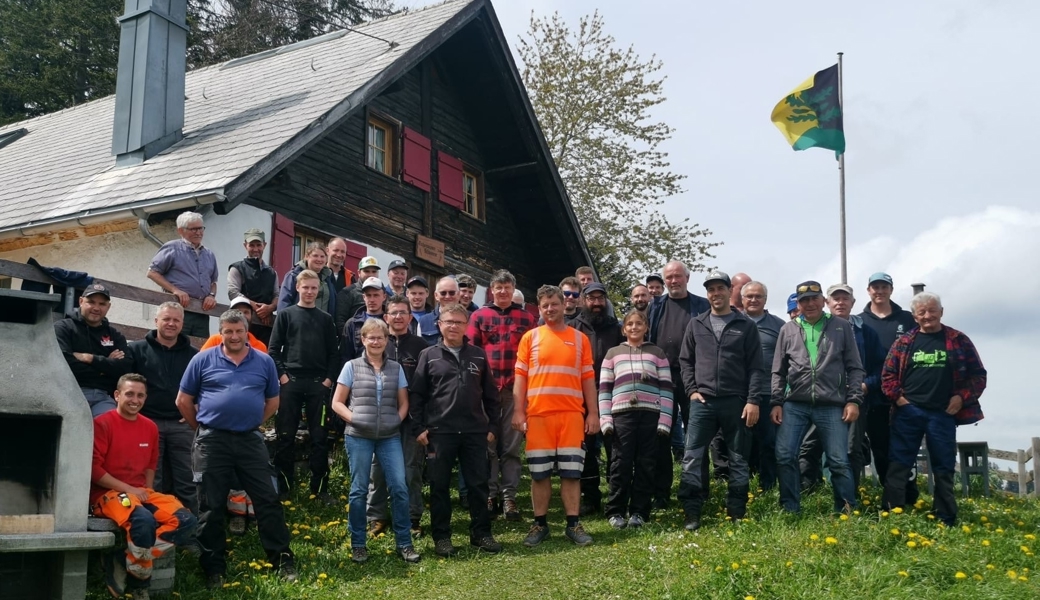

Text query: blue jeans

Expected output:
[82,387,116,418]
[883,403,957,524]
[345,435,412,549]
[775,402,856,513]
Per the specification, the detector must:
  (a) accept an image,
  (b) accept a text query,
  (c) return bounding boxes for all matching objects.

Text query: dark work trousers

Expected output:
[866,404,919,504]
[749,395,777,491]
[883,403,957,525]
[580,432,603,509]
[654,368,687,504]
[426,432,493,542]
[182,311,210,338]
[193,427,293,576]
[153,418,199,515]
[274,377,330,495]
[710,430,730,481]
[678,396,751,520]
[605,410,659,520]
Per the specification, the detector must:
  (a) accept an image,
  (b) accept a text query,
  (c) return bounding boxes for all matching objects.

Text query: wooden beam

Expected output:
[484,162,538,178]
[990,448,1019,462]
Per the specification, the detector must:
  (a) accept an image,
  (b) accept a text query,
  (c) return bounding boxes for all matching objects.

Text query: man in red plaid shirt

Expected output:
[466,269,536,521]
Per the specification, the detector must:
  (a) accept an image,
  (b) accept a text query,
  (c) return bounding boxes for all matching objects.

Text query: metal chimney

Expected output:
[911,282,926,295]
[111,0,188,167]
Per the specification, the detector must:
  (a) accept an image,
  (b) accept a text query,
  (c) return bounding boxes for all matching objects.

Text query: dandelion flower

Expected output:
[715,566,724,572]
[881,511,889,518]
[745,596,755,600]
[986,564,995,570]
[982,539,990,546]
[825,537,838,545]
[731,562,740,570]
[962,525,972,534]
[863,499,871,506]
[955,572,967,580]
[980,516,988,522]
[853,510,861,516]
[839,514,849,521]
[906,541,917,548]
[318,573,328,580]
[1007,570,1017,579]
[810,534,820,541]
[1026,534,1037,540]
[891,528,901,536]
[973,574,983,581]
[898,571,909,577]
[892,507,903,514]
[996,528,1004,533]
[1019,576,1029,582]
[785,561,793,567]
[1021,545,1031,553]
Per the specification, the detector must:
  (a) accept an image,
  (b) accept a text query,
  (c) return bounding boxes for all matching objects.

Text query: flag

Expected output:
[771,64,845,155]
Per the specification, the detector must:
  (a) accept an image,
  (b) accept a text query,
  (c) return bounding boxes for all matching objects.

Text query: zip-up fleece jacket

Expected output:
[859,301,916,406]
[678,310,765,403]
[771,314,865,408]
[647,293,710,346]
[408,339,499,437]
[277,260,336,315]
[128,331,198,420]
[54,314,133,393]
[345,356,404,440]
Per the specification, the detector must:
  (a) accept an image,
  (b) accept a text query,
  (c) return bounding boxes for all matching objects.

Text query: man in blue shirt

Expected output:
[147,211,219,337]
[176,310,295,588]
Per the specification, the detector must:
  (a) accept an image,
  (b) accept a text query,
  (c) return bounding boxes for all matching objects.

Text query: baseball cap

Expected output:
[703,270,731,288]
[787,293,799,313]
[826,283,855,298]
[243,228,265,243]
[583,282,608,296]
[229,296,252,309]
[361,277,384,291]
[407,276,428,289]
[358,256,380,271]
[387,259,407,271]
[81,283,111,299]
[868,272,893,286]
[646,273,664,284]
[795,280,823,300]
[455,274,476,289]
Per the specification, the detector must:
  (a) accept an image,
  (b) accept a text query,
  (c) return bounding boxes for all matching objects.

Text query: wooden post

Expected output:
[1032,438,1040,498]
[1018,449,1028,498]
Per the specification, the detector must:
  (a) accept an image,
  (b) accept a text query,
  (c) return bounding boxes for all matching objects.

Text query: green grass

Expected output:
[88,456,1040,600]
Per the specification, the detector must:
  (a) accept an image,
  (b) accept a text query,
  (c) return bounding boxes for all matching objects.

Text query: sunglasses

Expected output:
[437,290,458,297]
[797,284,821,294]
[562,291,581,298]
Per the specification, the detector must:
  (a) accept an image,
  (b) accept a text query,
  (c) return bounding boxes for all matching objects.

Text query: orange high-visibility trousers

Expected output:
[92,490,196,582]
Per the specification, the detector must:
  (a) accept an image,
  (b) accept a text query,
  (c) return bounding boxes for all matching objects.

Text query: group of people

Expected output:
[57,211,987,598]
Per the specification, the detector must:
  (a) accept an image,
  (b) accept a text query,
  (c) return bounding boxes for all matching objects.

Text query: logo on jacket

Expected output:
[467,362,481,376]
[897,325,905,333]
[100,335,114,347]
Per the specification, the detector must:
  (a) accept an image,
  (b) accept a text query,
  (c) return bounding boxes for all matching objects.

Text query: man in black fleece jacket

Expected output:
[409,303,502,557]
[677,271,764,530]
[54,283,133,417]
[268,270,340,502]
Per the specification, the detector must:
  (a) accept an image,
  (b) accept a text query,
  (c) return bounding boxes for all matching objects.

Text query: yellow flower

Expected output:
[810,534,820,541]
[881,511,889,518]
[745,596,755,600]
[973,574,983,581]
[906,541,917,548]
[986,564,995,570]
[927,514,936,520]
[891,528,901,536]
[962,525,972,534]
[1007,570,1017,579]
[892,507,903,514]
[825,537,838,545]
[914,500,926,509]
[715,566,724,573]
[862,499,871,506]
[980,516,988,522]
[980,539,990,546]
[955,572,967,580]
[839,514,849,521]
[318,573,328,580]
[291,530,300,535]
[1027,534,1037,540]
[231,582,241,587]
[907,532,917,538]
[1019,576,1029,582]
[853,510,861,516]
[309,494,316,500]
[785,561,793,567]
[303,535,311,540]
[1021,545,1031,553]
[996,528,1004,533]
[731,562,740,570]
[898,571,909,577]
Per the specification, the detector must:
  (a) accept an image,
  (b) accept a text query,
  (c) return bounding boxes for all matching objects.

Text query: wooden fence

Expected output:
[987,437,1040,497]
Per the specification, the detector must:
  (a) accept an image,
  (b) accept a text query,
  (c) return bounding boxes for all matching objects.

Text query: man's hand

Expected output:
[584,413,600,435]
[861,383,868,393]
[511,411,527,433]
[171,288,190,307]
[417,430,429,446]
[842,403,860,423]
[73,352,94,364]
[946,394,964,416]
[487,431,496,444]
[895,396,910,407]
[322,378,333,389]
[279,374,289,385]
[126,486,148,502]
[341,408,353,424]
[690,392,706,404]
[742,403,759,428]
[771,405,783,425]
[202,295,217,311]
[108,349,125,360]
[255,302,275,320]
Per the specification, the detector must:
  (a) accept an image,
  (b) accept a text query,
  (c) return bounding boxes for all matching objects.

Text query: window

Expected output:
[292,226,329,264]
[462,169,484,220]
[366,114,397,176]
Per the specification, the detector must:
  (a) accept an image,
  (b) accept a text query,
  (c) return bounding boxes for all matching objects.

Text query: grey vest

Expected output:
[345,357,404,440]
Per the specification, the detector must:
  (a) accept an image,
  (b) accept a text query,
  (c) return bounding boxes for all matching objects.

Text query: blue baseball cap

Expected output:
[787,293,799,313]
[868,272,893,286]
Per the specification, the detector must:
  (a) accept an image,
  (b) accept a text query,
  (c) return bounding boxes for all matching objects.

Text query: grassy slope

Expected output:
[88,461,1039,600]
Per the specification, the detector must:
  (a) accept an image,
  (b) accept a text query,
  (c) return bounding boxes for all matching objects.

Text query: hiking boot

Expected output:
[351,546,369,564]
[470,535,503,554]
[522,523,550,547]
[434,538,458,557]
[102,551,127,598]
[628,514,646,528]
[397,545,421,564]
[228,515,247,536]
[565,523,594,546]
[410,519,424,538]
[278,561,298,582]
[684,518,701,532]
[503,498,522,521]
[368,520,389,537]
[205,574,224,590]
[130,588,150,600]
[607,515,627,530]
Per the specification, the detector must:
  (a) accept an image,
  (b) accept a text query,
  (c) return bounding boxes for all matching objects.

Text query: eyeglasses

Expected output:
[185,226,206,233]
[743,294,764,300]
[363,336,387,342]
[562,291,581,298]
[797,284,821,294]
[387,311,409,317]
[437,290,458,297]
[439,320,467,328]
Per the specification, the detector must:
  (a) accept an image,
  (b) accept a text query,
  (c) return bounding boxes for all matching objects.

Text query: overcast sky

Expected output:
[402,0,1039,459]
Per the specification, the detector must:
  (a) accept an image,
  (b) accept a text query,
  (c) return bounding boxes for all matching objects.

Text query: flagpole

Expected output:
[837,52,847,284]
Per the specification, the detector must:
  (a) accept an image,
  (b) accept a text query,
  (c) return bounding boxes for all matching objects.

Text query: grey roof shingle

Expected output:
[0,0,474,232]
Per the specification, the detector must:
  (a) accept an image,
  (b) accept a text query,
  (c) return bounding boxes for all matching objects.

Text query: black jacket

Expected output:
[678,310,765,403]
[647,292,710,345]
[386,330,430,384]
[570,309,623,385]
[128,331,198,420]
[54,314,133,393]
[409,339,499,436]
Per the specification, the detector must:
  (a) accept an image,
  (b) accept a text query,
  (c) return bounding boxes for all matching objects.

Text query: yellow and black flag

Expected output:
[771,64,845,154]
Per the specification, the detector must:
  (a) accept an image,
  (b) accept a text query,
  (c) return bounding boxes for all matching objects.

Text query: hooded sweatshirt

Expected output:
[54,314,133,393]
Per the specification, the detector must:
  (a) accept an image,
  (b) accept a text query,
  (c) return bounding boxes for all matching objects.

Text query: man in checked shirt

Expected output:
[466,269,536,521]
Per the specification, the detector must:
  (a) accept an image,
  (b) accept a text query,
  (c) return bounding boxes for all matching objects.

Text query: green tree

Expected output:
[518,11,719,299]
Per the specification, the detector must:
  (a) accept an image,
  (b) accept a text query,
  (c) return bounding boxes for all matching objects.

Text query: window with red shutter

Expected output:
[401,128,431,191]
[270,213,295,278]
[438,152,464,209]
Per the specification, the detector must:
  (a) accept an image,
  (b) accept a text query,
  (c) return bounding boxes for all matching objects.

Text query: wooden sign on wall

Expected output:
[415,234,445,267]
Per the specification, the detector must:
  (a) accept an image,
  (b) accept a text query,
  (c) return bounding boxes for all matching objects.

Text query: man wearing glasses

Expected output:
[147,211,219,337]
[771,280,864,515]
[556,276,582,325]
[417,276,460,345]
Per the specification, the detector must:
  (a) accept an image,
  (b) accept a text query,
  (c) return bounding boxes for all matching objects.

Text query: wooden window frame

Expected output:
[365,110,399,178]
[461,167,485,222]
[292,226,330,265]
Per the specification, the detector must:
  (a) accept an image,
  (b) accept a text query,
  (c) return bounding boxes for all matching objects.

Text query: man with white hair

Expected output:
[147,211,219,337]
[880,292,986,525]
[417,276,460,345]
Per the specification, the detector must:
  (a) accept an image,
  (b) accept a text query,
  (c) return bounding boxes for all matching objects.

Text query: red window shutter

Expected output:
[438,152,464,209]
[401,128,431,191]
[270,213,295,279]
[345,241,367,277]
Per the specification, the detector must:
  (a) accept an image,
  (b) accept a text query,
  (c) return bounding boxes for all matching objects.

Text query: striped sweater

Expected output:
[598,341,674,433]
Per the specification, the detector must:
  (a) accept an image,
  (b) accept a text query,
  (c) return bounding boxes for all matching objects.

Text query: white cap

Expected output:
[358,256,380,270]
[229,296,252,309]
[361,277,384,291]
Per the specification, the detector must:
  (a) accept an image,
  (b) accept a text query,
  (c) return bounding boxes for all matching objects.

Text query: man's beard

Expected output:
[583,307,605,326]
[634,301,648,311]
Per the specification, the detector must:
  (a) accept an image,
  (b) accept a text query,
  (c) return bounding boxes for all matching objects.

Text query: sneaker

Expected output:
[503,498,522,522]
[470,535,503,554]
[228,515,247,536]
[314,492,337,506]
[279,561,298,582]
[410,519,424,538]
[351,546,369,564]
[397,545,421,564]
[522,523,550,548]
[130,588,150,600]
[628,514,646,528]
[565,523,594,546]
[102,552,127,598]
[368,520,389,537]
[434,538,458,557]
[684,518,701,532]
[487,497,498,520]
[607,515,627,530]
[205,573,224,590]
